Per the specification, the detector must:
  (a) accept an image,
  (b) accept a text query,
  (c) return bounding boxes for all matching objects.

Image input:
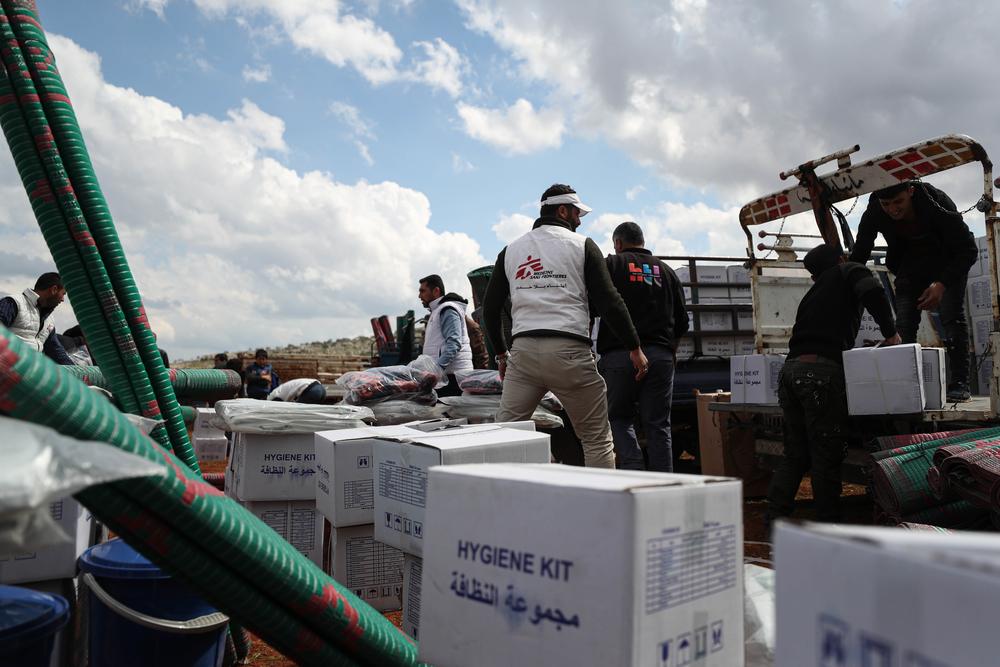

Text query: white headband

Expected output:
[541,192,592,216]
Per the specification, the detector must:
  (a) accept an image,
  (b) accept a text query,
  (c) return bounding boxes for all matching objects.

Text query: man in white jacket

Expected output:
[419,274,474,397]
[0,272,73,365]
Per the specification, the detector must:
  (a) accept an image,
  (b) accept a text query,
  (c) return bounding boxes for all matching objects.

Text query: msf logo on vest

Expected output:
[515,255,544,280]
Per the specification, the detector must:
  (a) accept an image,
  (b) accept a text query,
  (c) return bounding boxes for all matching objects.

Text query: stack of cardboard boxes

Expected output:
[192,407,229,462]
[968,235,994,395]
[314,423,552,632]
[675,264,754,360]
[225,431,327,566]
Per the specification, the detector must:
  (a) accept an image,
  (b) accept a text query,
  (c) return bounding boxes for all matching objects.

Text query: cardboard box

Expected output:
[843,344,925,415]
[977,358,994,397]
[775,521,1000,667]
[698,311,733,332]
[727,265,751,302]
[921,347,946,410]
[737,310,753,331]
[402,554,422,640]
[854,309,887,348]
[675,338,695,361]
[967,275,992,318]
[702,336,734,357]
[315,425,429,527]
[373,427,551,556]
[968,235,990,278]
[328,524,404,612]
[677,266,730,302]
[735,336,755,356]
[730,355,784,405]
[242,499,325,566]
[0,497,93,584]
[194,407,224,437]
[194,435,228,462]
[227,432,319,501]
[418,464,744,667]
[971,314,992,356]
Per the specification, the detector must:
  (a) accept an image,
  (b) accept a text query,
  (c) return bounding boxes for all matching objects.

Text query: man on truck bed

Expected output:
[768,244,899,525]
[850,180,977,401]
[597,221,688,472]
[482,183,648,469]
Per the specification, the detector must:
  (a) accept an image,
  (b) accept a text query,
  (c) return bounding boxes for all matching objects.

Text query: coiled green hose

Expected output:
[64,365,242,401]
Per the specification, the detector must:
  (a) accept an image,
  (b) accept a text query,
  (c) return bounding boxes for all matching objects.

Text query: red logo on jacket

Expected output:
[515,255,544,279]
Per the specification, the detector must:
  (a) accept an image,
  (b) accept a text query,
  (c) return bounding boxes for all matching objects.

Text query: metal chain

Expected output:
[844,195,860,216]
[759,216,788,260]
[911,177,981,215]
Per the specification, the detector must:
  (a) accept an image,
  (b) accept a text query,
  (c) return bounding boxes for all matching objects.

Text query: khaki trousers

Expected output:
[497,337,615,468]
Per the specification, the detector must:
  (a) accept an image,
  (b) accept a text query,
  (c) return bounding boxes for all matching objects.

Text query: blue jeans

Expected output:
[598,345,675,472]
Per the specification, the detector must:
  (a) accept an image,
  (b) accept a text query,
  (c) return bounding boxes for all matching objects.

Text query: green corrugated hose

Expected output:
[0,330,422,666]
[64,365,242,401]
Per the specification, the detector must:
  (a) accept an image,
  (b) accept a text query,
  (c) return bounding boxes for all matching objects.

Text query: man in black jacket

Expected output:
[596,222,688,471]
[850,181,977,401]
[768,244,899,524]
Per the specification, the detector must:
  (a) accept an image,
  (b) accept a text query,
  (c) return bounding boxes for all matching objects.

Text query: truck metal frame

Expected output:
[738,134,1000,422]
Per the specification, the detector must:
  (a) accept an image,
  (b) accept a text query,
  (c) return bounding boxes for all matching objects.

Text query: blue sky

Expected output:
[1,1,997,358]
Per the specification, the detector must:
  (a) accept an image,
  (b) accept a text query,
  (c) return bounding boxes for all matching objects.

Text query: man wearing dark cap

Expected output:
[767,244,899,524]
[850,181,977,401]
[483,184,648,469]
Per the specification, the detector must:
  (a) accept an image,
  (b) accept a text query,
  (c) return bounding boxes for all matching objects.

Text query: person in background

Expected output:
[0,272,74,364]
[767,244,899,526]
[59,324,93,366]
[466,315,490,369]
[483,183,648,469]
[268,377,326,403]
[213,352,228,369]
[418,274,474,396]
[850,180,977,401]
[245,348,279,399]
[597,221,688,471]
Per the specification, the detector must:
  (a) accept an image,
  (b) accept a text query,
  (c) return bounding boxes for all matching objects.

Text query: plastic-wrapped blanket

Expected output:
[0,416,165,551]
[437,395,564,430]
[214,399,373,434]
[337,355,444,404]
[743,564,775,667]
[455,369,503,394]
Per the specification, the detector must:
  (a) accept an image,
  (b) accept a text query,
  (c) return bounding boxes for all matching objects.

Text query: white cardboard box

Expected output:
[968,235,990,278]
[373,427,551,556]
[227,432,319,501]
[977,358,994,397]
[315,425,428,527]
[921,347,946,410]
[854,309,886,348]
[194,407,224,437]
[677,266,730,301]
[675,338,695,361]
[419,464,744,667]
[735,336,755,356]
[194,435,228,462]
[967,275,992,318]
[0,497,93,584]
[316,423,536,527]
[843,344,925,415]
[702,336,734,357]
[727,265,752,302]
[971,314,992,356]
[698,311,732,332]
[737,310,753,331]
[402,554,422,640]
[775,521,1000,667]
[729,355,784,405]
[730,356,747,403]
[242,499,325,566]
[328,524,404,612]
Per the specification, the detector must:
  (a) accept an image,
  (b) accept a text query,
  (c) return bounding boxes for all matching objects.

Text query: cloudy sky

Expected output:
[0,0,997,359]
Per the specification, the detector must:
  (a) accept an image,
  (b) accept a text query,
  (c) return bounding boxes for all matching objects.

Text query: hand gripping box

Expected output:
[843,344,925,415]
[328,524,404,612]
[418,464,744,667]
[373,426,551,556]
[775,522,1000,667]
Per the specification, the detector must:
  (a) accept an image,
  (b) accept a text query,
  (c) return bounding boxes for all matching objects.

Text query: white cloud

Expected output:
[457,99,564,155]
[457,1,1000,208]
[451,153,476,173]
[0,35,484,359]
[584,202,744,258]
[625,185,645,201]
[492,213,534,243]
[241,63,271,82]
[407,38,467,98]
[330,101,376,165]
[127,0,169,18]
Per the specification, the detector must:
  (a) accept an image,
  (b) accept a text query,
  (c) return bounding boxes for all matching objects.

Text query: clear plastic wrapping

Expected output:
[214,398,374,434]
[336,355,445,404]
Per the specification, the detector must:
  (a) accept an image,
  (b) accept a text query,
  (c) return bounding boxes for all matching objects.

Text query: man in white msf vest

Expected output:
[483,184,649,468]
[419,274,474,397]
[0,272,74,364]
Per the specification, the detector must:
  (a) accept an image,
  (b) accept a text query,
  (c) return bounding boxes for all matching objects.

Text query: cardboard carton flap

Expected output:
[429,463,738,491]
[380,427,549,452]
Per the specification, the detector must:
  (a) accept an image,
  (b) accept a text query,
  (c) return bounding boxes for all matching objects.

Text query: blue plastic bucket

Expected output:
[78,539,228,667]
[0,584,70,666]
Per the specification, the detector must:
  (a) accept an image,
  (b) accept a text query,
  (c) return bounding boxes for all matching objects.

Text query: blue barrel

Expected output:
[78,539,228,667]
[0,585,70,666]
